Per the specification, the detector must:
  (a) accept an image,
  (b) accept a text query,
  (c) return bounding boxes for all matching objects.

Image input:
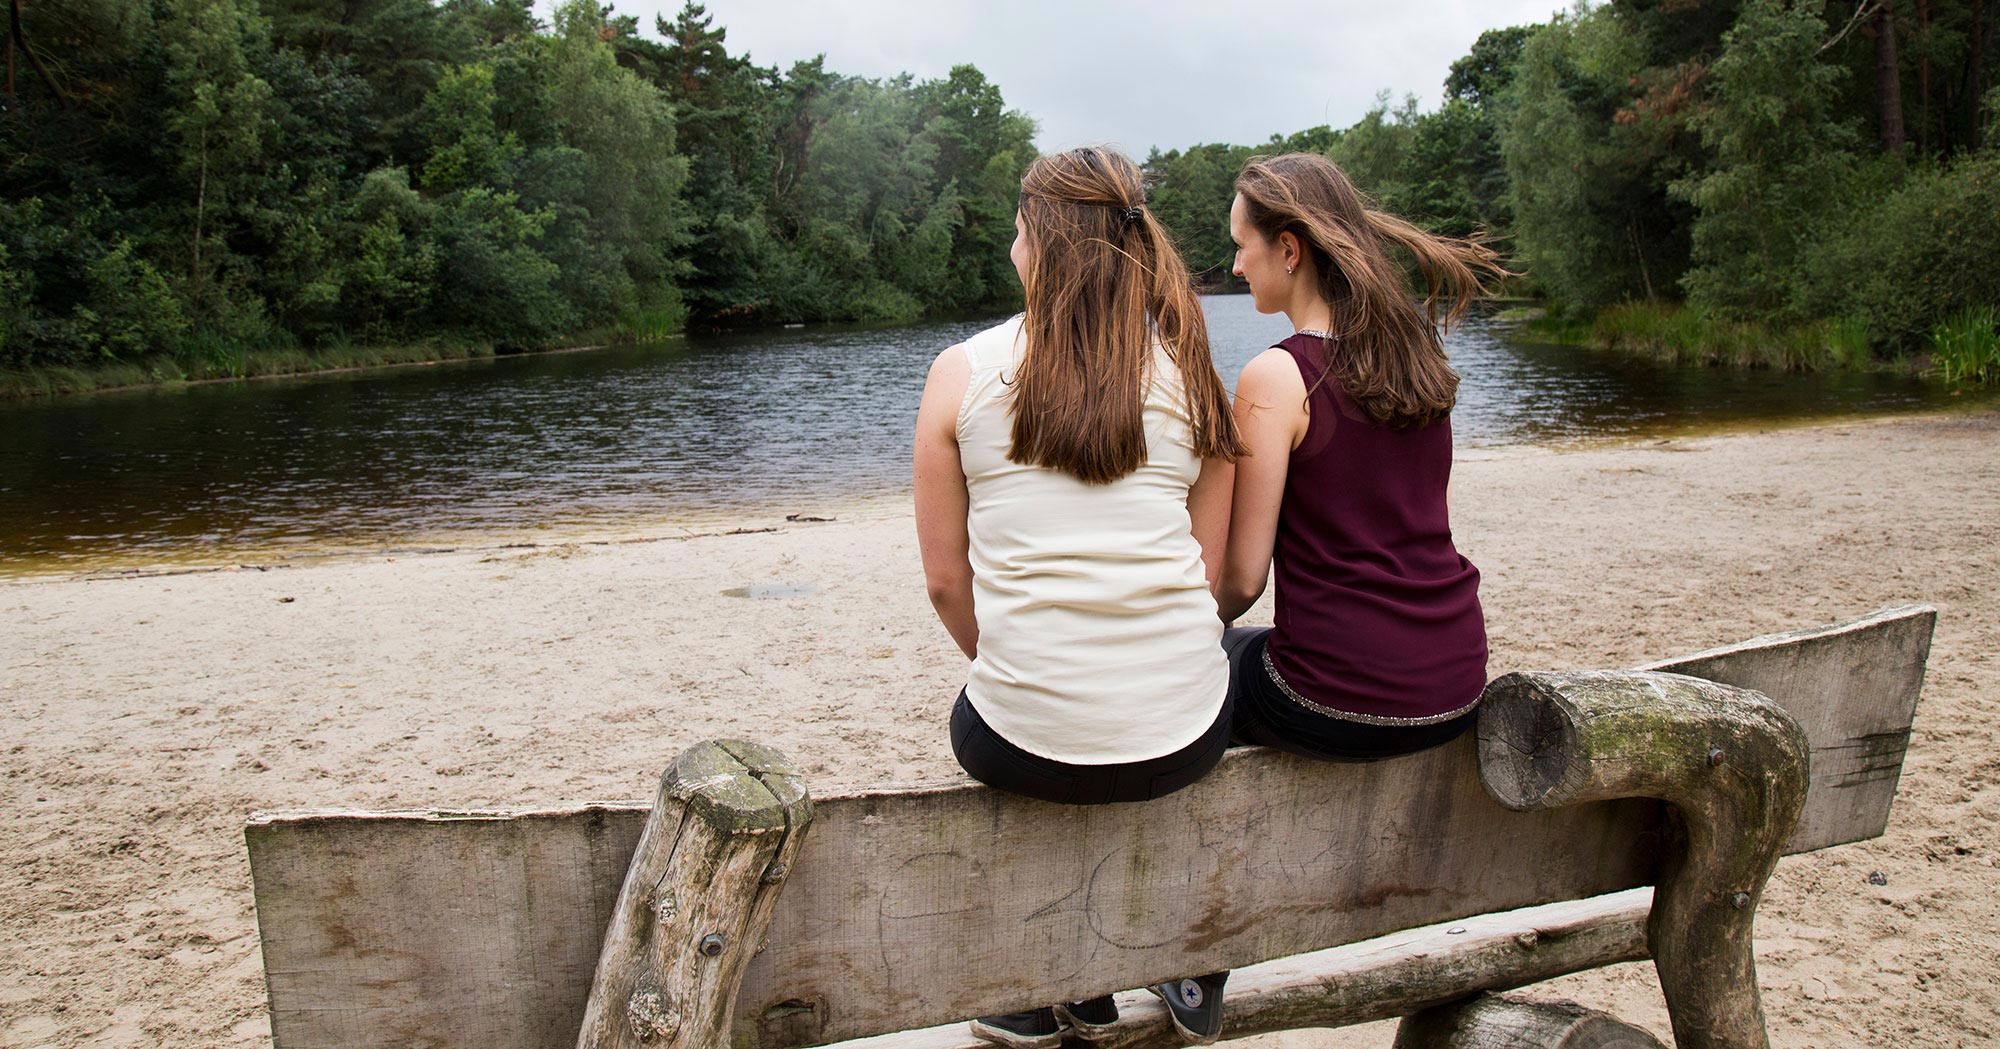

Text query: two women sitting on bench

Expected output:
[914,147,1506,1047]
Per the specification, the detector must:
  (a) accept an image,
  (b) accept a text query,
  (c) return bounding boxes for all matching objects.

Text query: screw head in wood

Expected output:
[699,932,727,956]
[1731,892,1752,909]
[1708,748,1727,767]
[761,863,789,884]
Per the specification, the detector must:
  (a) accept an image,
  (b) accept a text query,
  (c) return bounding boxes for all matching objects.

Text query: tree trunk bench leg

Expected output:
[1477,670,1811,1049]
[1393,993,1667,1049]
[577,740,813,1049]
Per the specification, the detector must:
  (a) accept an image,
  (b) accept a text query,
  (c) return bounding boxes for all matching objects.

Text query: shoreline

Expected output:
[7,296,1980,406]
[3,409,1997,1048]
[0,307,1026,404]
[5,403,1991,585]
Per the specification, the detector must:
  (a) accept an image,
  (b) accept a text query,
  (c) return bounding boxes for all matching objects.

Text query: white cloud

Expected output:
[606,0,1566,154]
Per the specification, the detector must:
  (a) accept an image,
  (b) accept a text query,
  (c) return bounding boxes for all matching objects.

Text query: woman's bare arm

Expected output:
[913,344,978,659]
[1188,455,1234,593]
[1216,347,1309,624]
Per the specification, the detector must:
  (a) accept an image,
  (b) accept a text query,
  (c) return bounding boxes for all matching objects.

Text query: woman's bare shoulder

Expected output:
[1237,345,1307,395]
[924,343,971,396]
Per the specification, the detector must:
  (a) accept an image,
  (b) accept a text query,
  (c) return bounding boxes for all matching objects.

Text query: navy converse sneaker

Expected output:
[1054,994,1119,1039]
[968,1006,1065,1049]
[1148,971,1229,1045]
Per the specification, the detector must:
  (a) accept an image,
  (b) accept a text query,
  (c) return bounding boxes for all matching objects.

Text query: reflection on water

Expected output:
[0,294,1984,574]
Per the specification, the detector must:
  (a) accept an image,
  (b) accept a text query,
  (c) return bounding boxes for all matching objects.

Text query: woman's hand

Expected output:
[1216,347,1309,623]
[914,344,978,659]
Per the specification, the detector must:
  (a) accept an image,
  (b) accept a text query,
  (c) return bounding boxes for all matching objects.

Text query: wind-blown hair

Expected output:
[1235,153,1511,428]
[1011,147,1245,484]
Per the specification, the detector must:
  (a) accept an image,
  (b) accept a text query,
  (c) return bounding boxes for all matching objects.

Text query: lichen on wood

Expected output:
[1477,670,1809,1049]
[575,740,813,1049]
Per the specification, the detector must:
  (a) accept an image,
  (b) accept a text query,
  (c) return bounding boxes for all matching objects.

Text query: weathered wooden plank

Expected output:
[734,741,1658,1048]
[245,608,1932,1049]
[1641,603,1933,854]
[246,805,646,1049]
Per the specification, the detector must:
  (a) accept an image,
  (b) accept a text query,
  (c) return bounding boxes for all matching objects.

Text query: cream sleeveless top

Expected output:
[956,315,1228,764]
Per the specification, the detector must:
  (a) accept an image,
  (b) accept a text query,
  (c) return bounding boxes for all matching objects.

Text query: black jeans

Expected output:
[1223,626,1476,761]
[950,689,1234,805]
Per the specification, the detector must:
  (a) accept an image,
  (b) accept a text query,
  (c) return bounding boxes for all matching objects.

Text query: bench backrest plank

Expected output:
[1641,604,1933,854]
[245,606,1933,1049]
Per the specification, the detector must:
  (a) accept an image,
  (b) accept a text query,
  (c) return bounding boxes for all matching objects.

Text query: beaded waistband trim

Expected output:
[1260,647,1480,727]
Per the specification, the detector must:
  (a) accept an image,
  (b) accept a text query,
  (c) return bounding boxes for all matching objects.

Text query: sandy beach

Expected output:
[3,409,1997,1048]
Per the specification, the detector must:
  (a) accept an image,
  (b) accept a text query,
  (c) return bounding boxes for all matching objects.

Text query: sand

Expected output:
[2,409,1997,1048]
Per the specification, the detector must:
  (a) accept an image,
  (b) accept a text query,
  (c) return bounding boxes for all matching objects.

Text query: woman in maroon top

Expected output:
[1215,151,1505,759]
[1145,154,1509,1044]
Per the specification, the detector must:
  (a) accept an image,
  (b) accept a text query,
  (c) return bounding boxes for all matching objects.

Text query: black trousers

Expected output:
[949,688,1233,805]
[1223,626,1476,761]
[950,628,1472,805]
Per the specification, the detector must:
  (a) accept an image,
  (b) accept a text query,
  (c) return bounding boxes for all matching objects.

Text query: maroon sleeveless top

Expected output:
[1263,333,1487,723]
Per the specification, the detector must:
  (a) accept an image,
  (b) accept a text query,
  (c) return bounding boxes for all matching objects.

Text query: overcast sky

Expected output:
[603,0,1569,154]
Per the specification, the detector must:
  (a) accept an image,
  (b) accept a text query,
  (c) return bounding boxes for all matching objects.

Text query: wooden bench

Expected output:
[245,605,1934,1049]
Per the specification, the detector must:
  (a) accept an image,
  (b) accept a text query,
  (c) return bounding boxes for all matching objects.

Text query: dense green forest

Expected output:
[0,0,1032,377]
[3,0,1997,387]
[1148,0,1999,374]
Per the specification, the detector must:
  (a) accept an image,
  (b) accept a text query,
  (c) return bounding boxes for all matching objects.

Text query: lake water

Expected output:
[0,295,1981,575]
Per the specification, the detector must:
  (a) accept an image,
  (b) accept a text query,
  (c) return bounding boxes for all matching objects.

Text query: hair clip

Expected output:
[1122,206,1141,224]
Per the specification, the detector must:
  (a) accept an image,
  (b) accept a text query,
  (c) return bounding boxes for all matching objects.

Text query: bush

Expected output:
[0,244,25,360]
[428,188,573,348]
[845,281,924,325]
[81,240,191,359]
[1798,153,2000,347]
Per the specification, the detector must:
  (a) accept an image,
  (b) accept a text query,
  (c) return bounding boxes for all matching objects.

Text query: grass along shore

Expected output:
[0,324,681,401]
[1522,301,2000,381]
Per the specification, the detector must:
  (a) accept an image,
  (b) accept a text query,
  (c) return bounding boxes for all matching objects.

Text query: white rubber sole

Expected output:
[967,1017,1065,1049]
[1053,1000,1119,1040]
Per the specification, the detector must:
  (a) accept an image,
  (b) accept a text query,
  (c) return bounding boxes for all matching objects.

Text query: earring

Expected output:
[1286,264,1294,275]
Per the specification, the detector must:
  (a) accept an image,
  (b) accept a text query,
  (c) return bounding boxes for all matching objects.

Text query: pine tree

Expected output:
[1674,0,1857,315]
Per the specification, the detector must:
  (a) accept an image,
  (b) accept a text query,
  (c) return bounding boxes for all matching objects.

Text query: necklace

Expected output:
[1296,328,1338,339]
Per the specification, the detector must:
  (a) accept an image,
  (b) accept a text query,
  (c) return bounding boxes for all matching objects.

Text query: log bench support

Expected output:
[576,740,813,1049]
[1395,993,1668,1049]
[1478,671,1810,1049]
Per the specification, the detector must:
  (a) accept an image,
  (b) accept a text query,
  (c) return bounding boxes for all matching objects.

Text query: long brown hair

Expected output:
[1235,153,1511,428]
[1011,147,1245,484]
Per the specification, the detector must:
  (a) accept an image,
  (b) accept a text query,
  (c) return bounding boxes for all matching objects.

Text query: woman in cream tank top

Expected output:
[953,314,1228,764]
[912,146,1246,1048]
